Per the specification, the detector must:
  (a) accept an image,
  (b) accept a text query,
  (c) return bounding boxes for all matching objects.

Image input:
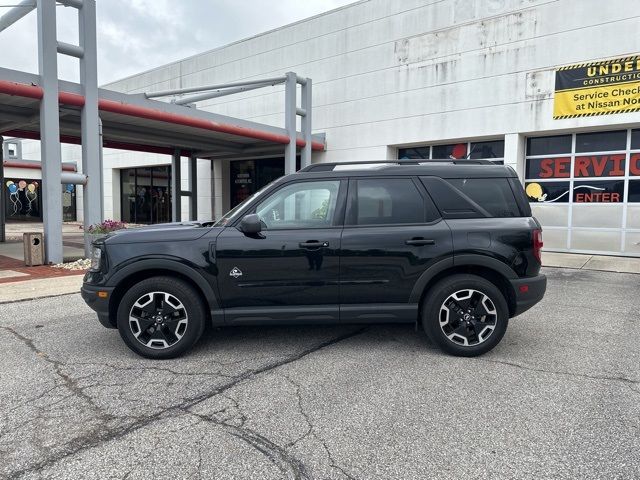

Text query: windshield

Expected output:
[213,180,276,227]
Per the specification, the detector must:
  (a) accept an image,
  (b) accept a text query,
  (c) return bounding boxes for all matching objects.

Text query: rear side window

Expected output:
[420,177,522,218]
[350,178,425,225]
[446,178,521,217]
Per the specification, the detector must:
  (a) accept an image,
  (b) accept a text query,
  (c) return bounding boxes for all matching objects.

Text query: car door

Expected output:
[215,178,346,323]
[339,176,453,322]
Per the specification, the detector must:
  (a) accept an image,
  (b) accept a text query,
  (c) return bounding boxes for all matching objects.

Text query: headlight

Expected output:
[90,246,103,271]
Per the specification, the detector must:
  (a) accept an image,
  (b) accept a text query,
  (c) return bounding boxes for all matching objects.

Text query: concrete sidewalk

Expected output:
[542,251,640,274]
[0,274,84,303]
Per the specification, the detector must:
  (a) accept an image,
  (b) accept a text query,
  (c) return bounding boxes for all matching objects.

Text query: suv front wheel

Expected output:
[422,274,509,357]
[116,276,206,359]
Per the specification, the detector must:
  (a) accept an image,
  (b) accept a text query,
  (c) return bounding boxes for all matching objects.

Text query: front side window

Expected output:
[255,180,340,229]
[352,178,425,225]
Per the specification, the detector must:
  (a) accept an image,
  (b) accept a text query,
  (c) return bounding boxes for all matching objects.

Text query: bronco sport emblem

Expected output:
[229,267,243,278]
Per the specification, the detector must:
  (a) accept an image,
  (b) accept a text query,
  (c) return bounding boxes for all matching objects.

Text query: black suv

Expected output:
[82,160,546,359]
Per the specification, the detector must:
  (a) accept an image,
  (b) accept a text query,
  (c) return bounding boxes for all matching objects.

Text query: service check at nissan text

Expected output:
[82,160,546,359]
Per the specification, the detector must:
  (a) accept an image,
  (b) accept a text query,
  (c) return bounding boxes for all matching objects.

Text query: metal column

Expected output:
[171,149,182,222]
[300,78,312,169]
[79,0,102,255]
[284,71,297,175]
[189,155,198,221]
[0,136,4,243]
[37,0,63,264]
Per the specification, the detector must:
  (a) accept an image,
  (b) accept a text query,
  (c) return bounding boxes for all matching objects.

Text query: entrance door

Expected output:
[339,177,453,322]
[216,179,346,323]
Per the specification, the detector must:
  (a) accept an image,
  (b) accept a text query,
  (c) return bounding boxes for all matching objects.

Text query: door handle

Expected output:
[405,238,435,246]
[299,241,329,249]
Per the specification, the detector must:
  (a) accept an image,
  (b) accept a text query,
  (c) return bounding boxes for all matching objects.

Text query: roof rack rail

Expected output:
[299,159,494,172]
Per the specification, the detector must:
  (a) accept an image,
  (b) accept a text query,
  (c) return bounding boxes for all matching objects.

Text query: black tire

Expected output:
[117,276,206,359]
[422,274,509,357]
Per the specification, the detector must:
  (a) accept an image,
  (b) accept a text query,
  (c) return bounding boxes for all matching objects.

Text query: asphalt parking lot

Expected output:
[1,267,639,480]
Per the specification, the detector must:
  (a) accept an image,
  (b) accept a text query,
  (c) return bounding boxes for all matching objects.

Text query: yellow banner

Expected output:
[553,55,640,119]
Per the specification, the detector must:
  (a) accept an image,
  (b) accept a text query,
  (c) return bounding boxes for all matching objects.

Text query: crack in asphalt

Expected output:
[4,326,368,479]
[278,373,360,480]
[187,410,312,480]
[0,326,115,418]
[479,358,640,392]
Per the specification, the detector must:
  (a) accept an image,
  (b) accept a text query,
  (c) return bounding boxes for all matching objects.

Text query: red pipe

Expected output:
[3,159,76,172]
[0,80,325,151]
[4,129,176,156]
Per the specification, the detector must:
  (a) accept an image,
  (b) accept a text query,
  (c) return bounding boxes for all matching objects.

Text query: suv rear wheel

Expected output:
[422,274,508,357]
[116,276,206,359]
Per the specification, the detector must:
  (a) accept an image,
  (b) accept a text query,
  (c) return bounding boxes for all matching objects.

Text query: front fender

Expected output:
[106,257,219,310]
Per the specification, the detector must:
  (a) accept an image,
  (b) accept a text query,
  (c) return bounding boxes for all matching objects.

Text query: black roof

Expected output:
[295,160,517,179]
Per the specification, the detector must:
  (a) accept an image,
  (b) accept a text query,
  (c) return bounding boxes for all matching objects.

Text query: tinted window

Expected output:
[575,130,626,153]
[432,143,468,159]
[629,180,640,202]
[446,178,520,217]
[631,129,640,150]
[525,181,570,203]
[352,178,425,225]
[399,147,429,159]
[469,140,504,159]
[255,180,340,229]
[526,135,572,156]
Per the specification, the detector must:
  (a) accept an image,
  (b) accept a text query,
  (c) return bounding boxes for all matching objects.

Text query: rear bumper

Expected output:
[509,274,547,317]
[81,283,116,329]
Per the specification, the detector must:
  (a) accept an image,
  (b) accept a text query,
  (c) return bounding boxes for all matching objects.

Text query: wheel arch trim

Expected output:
[107,258,219,310]
[409,254,517,304]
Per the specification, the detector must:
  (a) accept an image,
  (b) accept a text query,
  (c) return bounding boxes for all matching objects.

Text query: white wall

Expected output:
[103,0,640,172]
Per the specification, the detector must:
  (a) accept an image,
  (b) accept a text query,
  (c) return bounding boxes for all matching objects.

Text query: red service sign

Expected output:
[527,153,640,179]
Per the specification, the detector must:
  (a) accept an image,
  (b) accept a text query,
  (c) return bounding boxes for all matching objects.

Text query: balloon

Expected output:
[5,180,13,187]
[66,184,74,193]
[18,180,26,189]
[8,183,17,193]
[27,183,36,193]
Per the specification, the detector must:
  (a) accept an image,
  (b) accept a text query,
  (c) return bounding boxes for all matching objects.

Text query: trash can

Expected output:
[23,232,44,266]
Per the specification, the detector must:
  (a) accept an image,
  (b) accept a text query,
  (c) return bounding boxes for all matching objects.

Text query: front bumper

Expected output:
[81,282,116,329]
[509,274,547,317]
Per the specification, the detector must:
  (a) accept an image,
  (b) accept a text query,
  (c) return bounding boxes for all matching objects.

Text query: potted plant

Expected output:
[86,219,126,245]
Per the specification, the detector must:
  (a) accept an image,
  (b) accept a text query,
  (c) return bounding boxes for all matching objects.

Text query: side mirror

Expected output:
[239,214,262,234]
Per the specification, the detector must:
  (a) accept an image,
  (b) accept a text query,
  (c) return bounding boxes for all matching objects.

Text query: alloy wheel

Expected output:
[128,291,188,349]
[439,289,497,346]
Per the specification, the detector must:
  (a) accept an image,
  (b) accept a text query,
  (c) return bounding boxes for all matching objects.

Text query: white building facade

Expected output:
[7,0,639,256]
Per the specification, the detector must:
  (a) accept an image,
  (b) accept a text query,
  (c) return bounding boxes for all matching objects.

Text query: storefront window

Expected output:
[632,130,640,150]
[4,179,42,221]
[399,139,504,163]
[575,130,626,153]
[229,157,291,208]
[526,135,572,156]
[120,166,171,224]
[525,128,640,256]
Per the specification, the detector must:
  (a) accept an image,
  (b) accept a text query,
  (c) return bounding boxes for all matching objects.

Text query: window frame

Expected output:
[344,176,440,227]
[398,138,505,164]
[240,178,348,231]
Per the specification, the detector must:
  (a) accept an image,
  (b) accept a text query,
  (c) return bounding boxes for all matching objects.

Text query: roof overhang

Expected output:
[0,67,326,159]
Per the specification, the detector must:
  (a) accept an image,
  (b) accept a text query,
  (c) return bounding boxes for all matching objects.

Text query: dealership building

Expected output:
[3,0,640,257]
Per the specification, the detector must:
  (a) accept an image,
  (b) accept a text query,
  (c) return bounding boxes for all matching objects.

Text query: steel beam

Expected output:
[57,41,84,58]
[173,82,276,105]
[284,71,297,175]
[0,0,36,34]
[61,172,87,185]
[171,149,181,222]
[189,155,198,221]
[79,0,101,256]
[0,135,4,243]
[145,76,287,99]
[300,78,312,168]
[59,0,83,8]
[37,0,63,264]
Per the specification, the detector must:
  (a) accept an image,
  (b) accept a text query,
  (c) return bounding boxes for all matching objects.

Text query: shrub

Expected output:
[87,219,126,234]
